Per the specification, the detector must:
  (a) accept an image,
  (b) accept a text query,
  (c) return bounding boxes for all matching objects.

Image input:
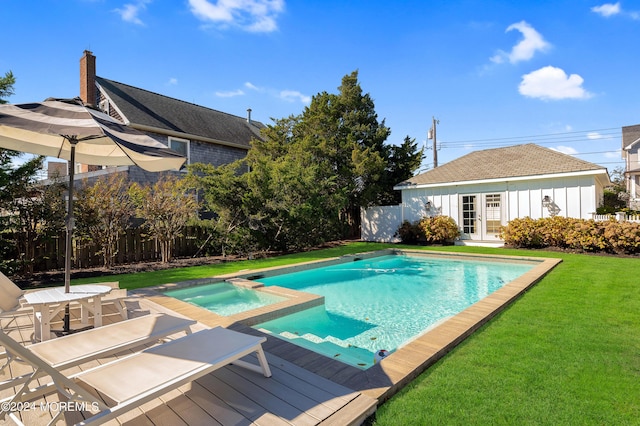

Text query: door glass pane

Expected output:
[485,194,501,234]
[462,195,476,234]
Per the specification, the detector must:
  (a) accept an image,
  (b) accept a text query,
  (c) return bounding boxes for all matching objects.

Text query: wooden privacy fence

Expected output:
[19,226,208,272]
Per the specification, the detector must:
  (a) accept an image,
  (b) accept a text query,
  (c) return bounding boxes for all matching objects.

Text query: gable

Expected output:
[397,144,608,188]
[96,77,263,149]
[622,124,640,151]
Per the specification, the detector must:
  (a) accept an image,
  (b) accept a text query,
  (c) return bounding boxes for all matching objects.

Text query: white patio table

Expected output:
[23,284,112,341]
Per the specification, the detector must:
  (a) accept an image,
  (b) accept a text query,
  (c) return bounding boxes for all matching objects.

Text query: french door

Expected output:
[460,193,503,240]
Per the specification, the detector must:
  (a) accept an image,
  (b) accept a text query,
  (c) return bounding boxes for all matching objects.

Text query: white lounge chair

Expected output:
[0,325,272,426]
[0,271,31,331]
[0,312,196,385]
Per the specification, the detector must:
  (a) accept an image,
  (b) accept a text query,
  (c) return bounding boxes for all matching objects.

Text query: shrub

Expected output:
[500,216,640,255]
[603,221,640,254]
[395,220,422,244]
[499,217,544,248]
[418,215,460,244]
[564,220,608,252]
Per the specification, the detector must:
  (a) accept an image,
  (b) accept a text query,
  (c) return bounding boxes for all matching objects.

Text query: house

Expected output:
[361,144,611,243]
[48,50,264,184]
[622,124,640,209]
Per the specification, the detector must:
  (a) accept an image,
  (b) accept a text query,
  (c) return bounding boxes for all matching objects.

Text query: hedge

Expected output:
[499,216,640,254]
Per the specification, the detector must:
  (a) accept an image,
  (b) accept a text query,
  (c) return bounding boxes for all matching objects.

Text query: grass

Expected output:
[72,242,640,424]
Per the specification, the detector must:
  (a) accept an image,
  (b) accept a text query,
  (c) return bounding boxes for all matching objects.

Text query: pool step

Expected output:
[279,331,351,348]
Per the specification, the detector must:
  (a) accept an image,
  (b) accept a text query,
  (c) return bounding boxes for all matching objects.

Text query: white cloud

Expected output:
[217,82,309,103]
[551,145,578,155]
[215,89,245,97]
[592,2,640,19]
[115,1,151,25]
[491,21,551,64]
[587,132,605,139]
[591,2,621,17]
[188,0,285,33]
[244,81,262,91]
[605,149,621,158]
[279,90,311,104]
[519,66,593,100]
[168,78,178,85]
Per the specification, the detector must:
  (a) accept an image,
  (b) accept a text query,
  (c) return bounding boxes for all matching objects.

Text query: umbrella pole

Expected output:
[63,140,77,333]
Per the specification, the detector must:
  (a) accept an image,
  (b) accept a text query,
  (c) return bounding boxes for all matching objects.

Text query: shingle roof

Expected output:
[96,77,263,149]
[398,143,607,187]
[622,124,640,150]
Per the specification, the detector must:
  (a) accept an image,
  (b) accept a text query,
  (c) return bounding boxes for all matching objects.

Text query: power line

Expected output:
[441,127,620,145]
[441,129,621,150]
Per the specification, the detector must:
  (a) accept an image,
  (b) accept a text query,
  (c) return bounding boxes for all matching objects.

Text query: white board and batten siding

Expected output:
[361,174,603,242]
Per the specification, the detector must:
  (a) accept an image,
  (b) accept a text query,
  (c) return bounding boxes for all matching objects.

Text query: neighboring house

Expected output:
[622,124,640,209]
[49,50,264,184]
[361,144,611,243]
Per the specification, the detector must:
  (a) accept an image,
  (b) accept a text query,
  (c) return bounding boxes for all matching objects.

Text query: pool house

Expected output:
[361,144,611,243]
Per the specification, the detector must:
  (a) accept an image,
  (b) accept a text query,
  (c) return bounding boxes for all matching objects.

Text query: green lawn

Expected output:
[73,242,640,424]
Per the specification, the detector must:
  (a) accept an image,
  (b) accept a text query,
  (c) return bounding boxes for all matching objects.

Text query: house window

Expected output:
[99,99,109,115]
[169,137,189,166]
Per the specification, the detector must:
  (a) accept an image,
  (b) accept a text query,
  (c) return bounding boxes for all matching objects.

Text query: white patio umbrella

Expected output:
[0,97,186,333]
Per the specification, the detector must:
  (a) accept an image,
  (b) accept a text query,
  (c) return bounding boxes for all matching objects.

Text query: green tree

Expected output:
[187,71,422,254]
[244,127,344,250]
[380,136,424,204]
[0,70,15,104]
[186,162,253,256]
[1,157,65,273]
[599,166,628,214]
[130,175,198,263]
[299,71,391,233]
[75,173,135,268]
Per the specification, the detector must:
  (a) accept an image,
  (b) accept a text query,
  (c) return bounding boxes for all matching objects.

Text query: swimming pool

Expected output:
[253,254,535,368]
[164,282,286,316]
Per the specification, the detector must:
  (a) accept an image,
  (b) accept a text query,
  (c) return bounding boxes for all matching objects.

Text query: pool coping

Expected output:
[137,249,562,404]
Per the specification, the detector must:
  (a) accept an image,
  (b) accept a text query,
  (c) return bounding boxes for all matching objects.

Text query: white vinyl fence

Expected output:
[360,205,403,242]
[592,212,640,222]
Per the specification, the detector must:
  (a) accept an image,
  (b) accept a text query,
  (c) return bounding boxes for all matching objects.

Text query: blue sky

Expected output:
[2,0,639,173]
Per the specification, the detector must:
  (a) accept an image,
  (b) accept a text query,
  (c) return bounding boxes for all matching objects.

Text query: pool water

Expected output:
[164,282,285,317]
[254,254,534,369]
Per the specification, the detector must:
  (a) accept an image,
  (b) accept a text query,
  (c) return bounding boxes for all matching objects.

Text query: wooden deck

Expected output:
[0,300,376,426]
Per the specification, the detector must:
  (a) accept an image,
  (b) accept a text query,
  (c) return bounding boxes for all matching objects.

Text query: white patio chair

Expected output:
[0,325,271,426]
[0,312,196,387]
[0,271,31,331]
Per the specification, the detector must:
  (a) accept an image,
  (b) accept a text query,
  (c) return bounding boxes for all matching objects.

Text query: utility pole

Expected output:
[428,116,439,168]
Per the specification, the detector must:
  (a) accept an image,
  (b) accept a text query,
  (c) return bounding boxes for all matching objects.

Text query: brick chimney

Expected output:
[79,50,96,106]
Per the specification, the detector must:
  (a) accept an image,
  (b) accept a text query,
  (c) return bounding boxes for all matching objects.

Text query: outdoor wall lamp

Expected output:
[542,195,551,205]
[425,201,433,209]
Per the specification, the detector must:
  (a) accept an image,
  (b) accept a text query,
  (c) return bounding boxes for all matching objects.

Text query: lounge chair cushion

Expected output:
[0,272,22,299]
[78,327,270,404]
[29,313,196,369]
[0,286,20,312]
